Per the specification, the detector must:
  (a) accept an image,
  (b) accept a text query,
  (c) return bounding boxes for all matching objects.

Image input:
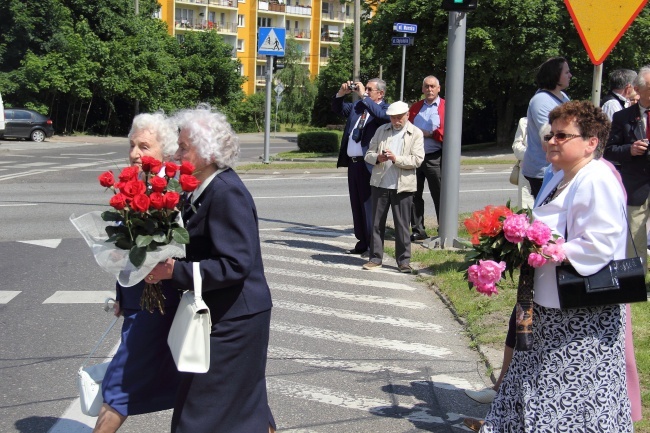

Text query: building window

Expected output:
[152,10,161,19]
[322,3,329,14]
[176,8,194,21]
[346,5,350,16]
[237,14,245,27]
[237,39,244,51]
[286,20,291,30]
[177,34,185,43]
[257,17,272,27]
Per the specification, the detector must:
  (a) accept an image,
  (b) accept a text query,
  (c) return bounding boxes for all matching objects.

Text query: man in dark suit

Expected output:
[332,78,389,255]
[604,66,650,269]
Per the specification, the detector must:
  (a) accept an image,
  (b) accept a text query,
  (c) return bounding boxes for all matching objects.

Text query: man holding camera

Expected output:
[333,79,389,255]
[408,75,445,242]
[362,101,424,273]
[605,66,650,269]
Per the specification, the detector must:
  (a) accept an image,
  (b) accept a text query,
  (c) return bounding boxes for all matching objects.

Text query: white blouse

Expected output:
[532,159,627,308]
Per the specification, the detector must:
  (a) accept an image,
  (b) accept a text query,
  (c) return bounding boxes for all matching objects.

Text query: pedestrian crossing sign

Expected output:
[258,27,286,56]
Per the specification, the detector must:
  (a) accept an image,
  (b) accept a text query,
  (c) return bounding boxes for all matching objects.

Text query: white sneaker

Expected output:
[464,387,497,404]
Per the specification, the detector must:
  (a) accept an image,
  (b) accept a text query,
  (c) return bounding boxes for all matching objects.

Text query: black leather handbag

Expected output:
[556,257,647,308]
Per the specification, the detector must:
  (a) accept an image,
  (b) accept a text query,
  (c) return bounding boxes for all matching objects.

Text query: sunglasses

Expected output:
[543,132,582,143]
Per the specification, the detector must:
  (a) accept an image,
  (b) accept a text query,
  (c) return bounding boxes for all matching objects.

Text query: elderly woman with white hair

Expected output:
[147,106,276,433]
[94,112,183,433]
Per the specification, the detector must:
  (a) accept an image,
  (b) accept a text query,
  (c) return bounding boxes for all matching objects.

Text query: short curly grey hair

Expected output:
[128,112,178,158]
[172,104,239,169]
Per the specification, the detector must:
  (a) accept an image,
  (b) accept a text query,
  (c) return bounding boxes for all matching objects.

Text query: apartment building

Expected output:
[158,0,353,95]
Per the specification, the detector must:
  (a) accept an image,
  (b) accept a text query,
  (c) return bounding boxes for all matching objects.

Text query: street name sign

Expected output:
[258,27,286,56]
[392,23,417,33]
[392,37,414,46]
[564,0,648,65]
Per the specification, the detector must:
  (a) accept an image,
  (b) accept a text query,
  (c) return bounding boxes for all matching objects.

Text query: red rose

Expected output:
[164,162,179,178]
[149,192,165,210]
[98,171,114,188]
[121,179,147,198]
[179,174,200,192]
[180,161,195,175]
[141,156,163,174]
[149,176,167,193]
[118,166,139,182]
[164,191,180,209]
[110,193,128,210]
[131,193,150,213]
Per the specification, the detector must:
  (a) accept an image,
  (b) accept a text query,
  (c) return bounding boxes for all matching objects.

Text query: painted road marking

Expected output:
[0,291,21,303]
[274,300,442,332]
[18,239,62,248]
[272,323,451,358]
[43,291,115,303]
[266,268,416,291]
[271,283,425,309]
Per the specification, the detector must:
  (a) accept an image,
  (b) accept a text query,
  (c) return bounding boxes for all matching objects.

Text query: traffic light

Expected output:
[441,0,477,11]
[272,57,285,73]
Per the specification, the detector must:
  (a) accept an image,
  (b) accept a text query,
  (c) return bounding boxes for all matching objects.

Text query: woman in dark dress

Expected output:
[148,106,276,433]
[94,113,183,433]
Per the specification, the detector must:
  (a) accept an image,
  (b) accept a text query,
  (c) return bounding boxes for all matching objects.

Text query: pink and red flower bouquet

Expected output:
[462,203,565,296]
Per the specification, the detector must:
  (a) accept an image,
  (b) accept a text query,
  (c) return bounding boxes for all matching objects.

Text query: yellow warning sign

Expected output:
[564,0,648,65]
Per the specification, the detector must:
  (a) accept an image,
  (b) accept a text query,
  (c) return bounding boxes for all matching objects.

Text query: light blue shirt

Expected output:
[412,97,441,154]
[522,90,569,179]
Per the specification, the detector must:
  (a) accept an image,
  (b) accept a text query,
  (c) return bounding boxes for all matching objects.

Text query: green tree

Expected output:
[275,37,316,127]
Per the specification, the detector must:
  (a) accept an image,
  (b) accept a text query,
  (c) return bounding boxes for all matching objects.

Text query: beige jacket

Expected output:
[364,121,424,193]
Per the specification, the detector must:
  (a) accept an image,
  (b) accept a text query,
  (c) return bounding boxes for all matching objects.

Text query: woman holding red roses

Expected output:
[94,113,183,433]
[147,106,276,433]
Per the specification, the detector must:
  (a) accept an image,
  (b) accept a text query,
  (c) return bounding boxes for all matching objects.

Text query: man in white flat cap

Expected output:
[363,101,424,273]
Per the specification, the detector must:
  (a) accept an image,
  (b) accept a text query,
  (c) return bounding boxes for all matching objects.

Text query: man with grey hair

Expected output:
[605,66,650,269]
[333,78,390,255]
[601,68,637,121]
[363,101,424,273]
[408,75,445,242]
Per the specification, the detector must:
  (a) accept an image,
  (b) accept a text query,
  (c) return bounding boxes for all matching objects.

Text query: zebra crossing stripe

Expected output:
[0,291,21,304]
[269,347,420,374]
[267,377,447,425]
[272,322,451,358]
[274,300,442,332]
[271,283,426,309]
[266,268,416,291]
[43,291,115,303]
[262,241,355,256]
[264,253,374,272]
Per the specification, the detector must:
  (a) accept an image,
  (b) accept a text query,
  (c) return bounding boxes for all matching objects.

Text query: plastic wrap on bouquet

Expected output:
[515,263,534,351]
[70,211,186,287]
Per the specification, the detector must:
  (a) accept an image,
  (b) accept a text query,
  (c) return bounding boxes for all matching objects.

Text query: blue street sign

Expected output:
[392,23,417,33]
[391,37,414,46]
[258,27,286,56]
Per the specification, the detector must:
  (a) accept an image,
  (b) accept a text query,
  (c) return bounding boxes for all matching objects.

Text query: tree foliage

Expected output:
[0,0,244,135]
[275,37,317,127]
[314,0,650,145]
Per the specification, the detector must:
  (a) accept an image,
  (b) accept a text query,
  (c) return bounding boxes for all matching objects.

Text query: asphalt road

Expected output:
[0,137,517,433]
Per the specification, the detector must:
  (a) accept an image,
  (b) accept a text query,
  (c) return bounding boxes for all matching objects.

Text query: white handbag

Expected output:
[167,262,212,373]
[78,314,119,417]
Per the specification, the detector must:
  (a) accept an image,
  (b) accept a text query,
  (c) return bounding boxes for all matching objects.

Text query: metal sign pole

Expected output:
[263,55,273,164]
[591,64,603,107]
[400,33,406,101]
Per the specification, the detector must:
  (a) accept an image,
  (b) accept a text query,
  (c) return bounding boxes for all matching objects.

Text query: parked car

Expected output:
[1,108,54,142]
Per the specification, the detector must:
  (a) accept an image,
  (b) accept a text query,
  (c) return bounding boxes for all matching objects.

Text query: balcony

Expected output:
[320,29,340,42]
[176,0,236,5]
[321,10,346,21]
[287,28,311,39]
[258,1,312,15]
[175,19,238,32]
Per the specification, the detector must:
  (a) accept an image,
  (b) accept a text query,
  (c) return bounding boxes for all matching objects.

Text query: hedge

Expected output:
[297,131,340,153]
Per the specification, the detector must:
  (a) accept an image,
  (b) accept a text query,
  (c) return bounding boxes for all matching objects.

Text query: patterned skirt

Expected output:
[481,303,632,433]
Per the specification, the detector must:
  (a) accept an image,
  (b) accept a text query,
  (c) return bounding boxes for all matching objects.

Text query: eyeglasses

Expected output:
[366,87,381,93]
[543,132,582,143]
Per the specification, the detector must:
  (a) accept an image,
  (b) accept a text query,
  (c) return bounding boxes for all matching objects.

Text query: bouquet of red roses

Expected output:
[71,156,200,313]
[461,203,565,350]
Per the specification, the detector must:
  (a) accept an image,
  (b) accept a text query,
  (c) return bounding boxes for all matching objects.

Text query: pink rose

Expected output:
[476,260,506,285]
[502,214,530,243]
[475,282,499,296]
[527,252,547,268]
[527,220,552,246]
[467,264,480,286]
[542,238,566,263]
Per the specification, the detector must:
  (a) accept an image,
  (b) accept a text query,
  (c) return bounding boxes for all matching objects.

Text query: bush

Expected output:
[297,132,340,153]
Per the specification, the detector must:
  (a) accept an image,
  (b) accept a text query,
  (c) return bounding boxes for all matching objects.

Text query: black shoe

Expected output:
[410,233,428,242]
[345,248,366,255]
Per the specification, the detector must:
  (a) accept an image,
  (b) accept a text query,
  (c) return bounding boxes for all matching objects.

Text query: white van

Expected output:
[0,93,5,137]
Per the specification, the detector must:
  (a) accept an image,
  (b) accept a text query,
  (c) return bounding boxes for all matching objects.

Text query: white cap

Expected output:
[386,101,409,116]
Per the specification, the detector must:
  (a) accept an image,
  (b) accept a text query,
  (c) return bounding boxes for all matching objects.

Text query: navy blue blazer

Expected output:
[170,168,273,322]
[332,95,389,171]
[604,104,650,206]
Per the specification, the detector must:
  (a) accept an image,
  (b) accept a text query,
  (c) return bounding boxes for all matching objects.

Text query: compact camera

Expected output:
[349,83,358,91]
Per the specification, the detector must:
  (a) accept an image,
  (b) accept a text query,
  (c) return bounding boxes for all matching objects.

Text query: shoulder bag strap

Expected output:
[81,304,119,369]
[193,262,203,301]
